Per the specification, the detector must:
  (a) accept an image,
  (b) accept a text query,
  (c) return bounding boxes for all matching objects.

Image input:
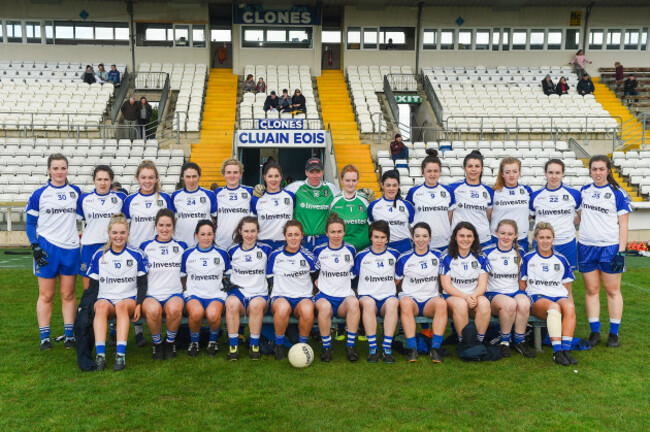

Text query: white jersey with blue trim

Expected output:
[250,190,295,242]
[172,187,217,247]
[267,247,317,298]
[529,184,581,244]
[26,182,81,249]
[490,184,533,241]
[367,197,415,243]
[77,190,126,245]
[87,246,148,302]
[484,245,524,295]
[181,246,230,300]
[406,183,456,249]
[228,242,273,297]
[439,252,490,295]
[214,186,253,250]
[395,248,442,302]
[140,238,187,301]
[313,243,356,298]
[449,181,494,244]
[123,191,173,248]
[520,250,574,297]
[578,183,631,247]
[354,247,400,299]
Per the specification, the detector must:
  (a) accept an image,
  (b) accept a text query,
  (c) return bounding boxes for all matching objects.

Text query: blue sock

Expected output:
[250,334,260,347]
[110,324,116,337]
[151,332,162,345]
[95,342,106,356]
[116,341,127,356]
[383,335,393,353]
[477,333,485,343]
[275,334,285,346]
[562,336,572,351]
[322,335,331,349]
[347,331,356,347]
[406,336,417,349]
[39,326,51,341]
[588,318,601,333]
[551,340,561,353]
[299,335,308,344]
[190,332,200,343]
[514,333,526,345]
[432,334,443,349]
[500,332,511,344]
[368,335,377,353]
[64,323,74,339]
[229,333,239,347]
[609,318,621,335]
[209,329,219,342]
[166,330,177,343]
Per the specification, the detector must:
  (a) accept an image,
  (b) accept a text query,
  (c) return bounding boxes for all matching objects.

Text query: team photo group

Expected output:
[27,148,629,371]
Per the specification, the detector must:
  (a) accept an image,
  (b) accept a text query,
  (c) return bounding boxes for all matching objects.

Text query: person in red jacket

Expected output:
[390,134,409,162]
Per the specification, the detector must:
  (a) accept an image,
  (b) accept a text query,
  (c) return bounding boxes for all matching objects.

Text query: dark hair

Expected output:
[155,208,176,229]
[463,151,484,182]
[283,219,304,236]
[411,221,432,237]
[589,155,620,190]
[381,169,401,208]
[326,213,346,233]
[233,216,259,244]
[93,164,114,181]
[421,148,441,172]
[576,49,583,55]
[544,158,565,173]
[194,219,215,235]
[447,222,482,259]
[369,220,390,241]
[263,162,283,177]
[181,162,201,178]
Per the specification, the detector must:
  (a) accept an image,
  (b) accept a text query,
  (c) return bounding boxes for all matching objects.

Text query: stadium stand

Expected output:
[613,150,650,198]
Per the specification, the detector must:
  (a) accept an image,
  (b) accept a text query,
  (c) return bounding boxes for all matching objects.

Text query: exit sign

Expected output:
[395,95,421,103]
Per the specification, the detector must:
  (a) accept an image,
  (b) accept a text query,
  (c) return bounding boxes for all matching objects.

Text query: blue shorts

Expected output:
[228,289,269,311]
[97,296,136,306]
[185,295,225,310]
[399,295,437,316]
[302,235,328,250]
[528,294,568,305]
[314,292,351,316]
[485,290,527,302]
[578,243,622,274]
[491,237,529,252]
[260,239,284,251]
[388,238,412,254]
[359,295,397,315]
[271,296,313,314]
[79,243,103,275]
[146,293,184,308]
[33,236,80,278]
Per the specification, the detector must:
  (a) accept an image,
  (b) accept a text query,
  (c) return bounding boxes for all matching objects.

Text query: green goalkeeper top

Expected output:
[285,180,340,236]
[329,191,370,251]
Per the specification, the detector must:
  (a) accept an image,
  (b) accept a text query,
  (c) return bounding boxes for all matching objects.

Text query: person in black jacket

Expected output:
[82,65,96,85]
[137,97,154,140]
[624,74,639,98]
[263,91,279,112]
[290,89,306,113]
[278,89,292,112]
[576,74,595,96]
[541,75,555,96]
[555,76,570,96]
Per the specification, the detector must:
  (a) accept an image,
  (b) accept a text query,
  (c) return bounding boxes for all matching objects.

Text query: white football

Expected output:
[288,343,314,368]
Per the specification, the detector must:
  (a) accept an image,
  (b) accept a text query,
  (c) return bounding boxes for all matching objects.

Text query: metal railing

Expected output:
[99,112,181,145]
[324,123,340,188]
[158,75,171,121]
[132,72,170,91]
[568,138,592,159]
[423,75,444,125]
[385,74,419,93]
[383,75,400,125]
[111,71,131,122]
[372,112,445,148]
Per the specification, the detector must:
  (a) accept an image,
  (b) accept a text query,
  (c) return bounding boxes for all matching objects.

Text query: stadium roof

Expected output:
[163,0,650,7]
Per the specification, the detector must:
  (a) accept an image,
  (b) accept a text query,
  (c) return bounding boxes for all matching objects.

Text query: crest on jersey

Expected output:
[482,192,488,198]
[70,191,77,199]
[345,254,351,262]
[441,191,447,198]
[388,258,394,266]
[214,257,221,265]
[358,205,364,212]
[605,193,612,199]
[432,258,438,266]
[399,206,405,212]
[200,197,207,203]
[257,251,263,259]
[284,198,291,205]
[562,195,569,201]
[520,189,526,194]
[126,259,133,267]
[471,261,478,268]
[242,192,249,199]
[324,189,330,197]
[173,246,179,253]
[158,200,164,207]
[80,263,87,272]
[554,264,561,271]
[300,259,306,267]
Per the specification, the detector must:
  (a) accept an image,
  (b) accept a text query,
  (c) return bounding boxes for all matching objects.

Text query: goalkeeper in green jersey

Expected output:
[329,165,373,251]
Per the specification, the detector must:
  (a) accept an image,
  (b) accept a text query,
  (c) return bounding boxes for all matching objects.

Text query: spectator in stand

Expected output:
[577,74,595,96]
[542,75,556,96]
[121,97,139,139]
[624,74,639,100]
[290,89,306,113]
[278,89,292,112]
[96,64,108,83]
[570,49,592,79]
[82,65,96,85]
[263,91,279,112]
[244,74,256,92]
[107,64,120,86]
[614,62,624,84]
[390,134,408,162]
[555,77,570,96]
[137,97,153,140]
[256,77,267,94]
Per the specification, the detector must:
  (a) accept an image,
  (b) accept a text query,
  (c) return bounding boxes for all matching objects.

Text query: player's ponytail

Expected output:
[381,169,401,208]
[494,157,521,191]
[103,213,129,260]
[421,148,441,172]
[496,219,521,271]
[589,155,620,190]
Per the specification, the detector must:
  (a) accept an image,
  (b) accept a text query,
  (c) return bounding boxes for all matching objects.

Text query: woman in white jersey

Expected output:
[267,219,317,361]
[440,222,491,344]
[405,149,455,252]
[490,157,533,251]
[449,151,494,248]
[368,170,415,254]
[483,219,534,359]
[225,216,273,361]
[396,222,447,363]
[313,214,360,362]
[139,209,187,361]
[89,213,148,371]
[171,162,217,247]
[182,220,230,358]
[213,159,253,250]
[354,220,401,364]
[26,154,81,350]
[520,222,577,366]
[250,162,295,250]
[529,159,581,273]
[78,165,126,289]
[578,155,630,348]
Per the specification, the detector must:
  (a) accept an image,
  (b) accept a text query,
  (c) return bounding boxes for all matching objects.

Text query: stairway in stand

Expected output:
[316,70,380,196]
[190,69,237,187]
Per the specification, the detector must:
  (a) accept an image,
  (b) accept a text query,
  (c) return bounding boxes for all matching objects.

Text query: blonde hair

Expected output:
[533,221,555,238]
[495,219,521,270]
[221,158,244,175]
[102,213,129,259]
[136,160,161,197]
[340,164,359,180]
[494,157,521,191]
